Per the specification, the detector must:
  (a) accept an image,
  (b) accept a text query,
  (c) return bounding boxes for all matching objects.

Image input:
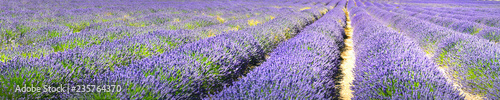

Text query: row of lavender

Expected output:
[208,0,346,99]
[1,0,333,70]
[0,4,295,97]
[348,6,462,99]
[403,6,500,28]
[0,1,239,48]
[373,3,500,43]
[0,0,297,62]
[358,0,500,29]
[78,4,334,100]
[0,0,336,99]
[359,1,500,99]
[0,4,286,67]
[0,0,333,67]
[417,7,500,18]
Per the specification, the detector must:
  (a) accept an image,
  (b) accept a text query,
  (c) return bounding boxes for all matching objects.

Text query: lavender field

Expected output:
[0,0,499,99]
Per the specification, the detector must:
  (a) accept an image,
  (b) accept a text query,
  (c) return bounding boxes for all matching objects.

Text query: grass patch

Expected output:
[127,21,148,27]
[247,19,260,26]
[300,7,311,11]
[47,30,62,38]
[154,18,170,25]
[376,78,434,99]
[126,83,158,99]
[467,27,482,35]
[0,53,11,62]
[216,16,225,23]
[437,40,499,96]
[184,21,214,30]
[1,25,31,41]
[169,25,178,30]
[265,15,275,21]
[184,23,196,29]
[0,67,49,99]
[483,32,500,43]
[226,24,240,31]
[187,52,222,94]
[64,22,90,33]
[51,36,101,52]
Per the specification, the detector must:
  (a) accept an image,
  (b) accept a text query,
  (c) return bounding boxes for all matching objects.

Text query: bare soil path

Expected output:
[339,7,356,100]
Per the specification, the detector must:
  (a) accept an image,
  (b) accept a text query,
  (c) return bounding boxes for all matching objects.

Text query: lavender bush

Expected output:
[349,7,463,99]
[209,2,345,98]
[373,3,500,43]
[363,3,500,99]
